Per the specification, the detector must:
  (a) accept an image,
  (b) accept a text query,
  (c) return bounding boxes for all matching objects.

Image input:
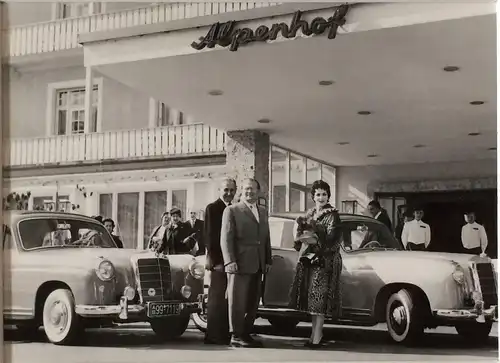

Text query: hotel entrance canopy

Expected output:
[80,2,496,167]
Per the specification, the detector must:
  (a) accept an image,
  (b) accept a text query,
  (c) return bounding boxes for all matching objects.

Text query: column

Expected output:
[148,98,158,128]
[84,66,93,133]
[226,130,270,208]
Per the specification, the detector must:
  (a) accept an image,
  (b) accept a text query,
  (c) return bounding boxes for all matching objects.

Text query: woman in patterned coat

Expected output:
[289,180,343,348]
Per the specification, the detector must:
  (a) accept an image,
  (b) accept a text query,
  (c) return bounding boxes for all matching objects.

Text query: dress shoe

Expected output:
[231,336,253,348]
[243,334,264,348]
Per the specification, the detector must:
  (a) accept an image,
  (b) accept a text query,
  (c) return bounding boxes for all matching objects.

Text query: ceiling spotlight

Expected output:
[367,154,379,158]
[470,101,485,105]
[208,90,223,96]
[443,66,460,72]
[468,132,481,136]
[257,118,271,124]
[358,111,372,115]
[337,142,350,145]
[319,80,334,86]
[413,144,426,148]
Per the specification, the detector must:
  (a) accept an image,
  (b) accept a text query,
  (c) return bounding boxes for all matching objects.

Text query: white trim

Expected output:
[148,98,157,128]
[46,78,104,136]
[137,191,145,249]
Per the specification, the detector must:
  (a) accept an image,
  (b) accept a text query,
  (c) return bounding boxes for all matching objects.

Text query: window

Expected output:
[33,196,52,211]
[117,193,139,249]
[99,194,113,220]
[56,86,98,135]
[18,218,114,250]
[270,145,336,213]
[55,2,103,19]
[144,191,168,249]
[172,190,187,219]
[157,102,171,127]
[340,221,402,252]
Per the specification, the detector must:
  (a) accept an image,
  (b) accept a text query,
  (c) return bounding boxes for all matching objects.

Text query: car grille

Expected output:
[135,258,172,303]
[474,262,498,308]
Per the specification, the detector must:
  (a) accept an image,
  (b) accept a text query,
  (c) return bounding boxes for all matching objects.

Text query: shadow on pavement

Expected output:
[4,324,498,358]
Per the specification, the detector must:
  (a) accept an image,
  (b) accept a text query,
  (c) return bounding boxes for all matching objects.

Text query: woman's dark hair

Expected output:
[310,180,331,201]
[102,218,115,227]
[169,207,182,217]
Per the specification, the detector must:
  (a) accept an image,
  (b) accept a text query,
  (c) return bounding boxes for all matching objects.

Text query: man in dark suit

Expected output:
[367,200,393,232]
[188,209,205,256]
[204,178,237,345]
[221,178,272,348]
[166,207,196,254]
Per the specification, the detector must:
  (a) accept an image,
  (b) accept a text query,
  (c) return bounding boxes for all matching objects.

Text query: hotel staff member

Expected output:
[461,211,488,256]
[401,207,430,251]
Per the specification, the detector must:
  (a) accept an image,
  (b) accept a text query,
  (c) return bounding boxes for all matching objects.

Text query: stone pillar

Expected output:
[226,130,270,208]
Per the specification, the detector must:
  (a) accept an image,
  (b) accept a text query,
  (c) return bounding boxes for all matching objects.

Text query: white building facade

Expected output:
[3,2,497,256]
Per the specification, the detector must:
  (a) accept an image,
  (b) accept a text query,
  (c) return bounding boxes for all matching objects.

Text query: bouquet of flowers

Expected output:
[295,216,319,245]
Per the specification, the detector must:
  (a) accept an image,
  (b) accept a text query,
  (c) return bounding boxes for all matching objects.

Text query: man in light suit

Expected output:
[221,178,272,348]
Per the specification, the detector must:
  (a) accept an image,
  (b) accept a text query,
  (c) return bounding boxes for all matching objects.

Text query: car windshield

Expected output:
[340,220,403,251]
[18,218,116,250]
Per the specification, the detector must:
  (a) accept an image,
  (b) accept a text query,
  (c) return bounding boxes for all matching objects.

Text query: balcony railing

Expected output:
[7,2,281,58]
[4,124,226,167]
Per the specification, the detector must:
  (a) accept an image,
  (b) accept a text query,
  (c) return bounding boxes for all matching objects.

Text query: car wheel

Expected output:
[268,316,299,333]
[455,321,493,344]
[42,289,81,345]
[150,315,191,340]
[386,289,424,345]
[191,310,207,332]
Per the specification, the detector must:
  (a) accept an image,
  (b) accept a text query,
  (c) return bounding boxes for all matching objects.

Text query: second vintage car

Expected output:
[193,213,497,345]
[3,210,205,345]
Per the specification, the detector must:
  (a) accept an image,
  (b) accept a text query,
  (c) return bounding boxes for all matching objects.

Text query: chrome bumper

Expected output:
[434,305,497,321]
[75,296,202,320]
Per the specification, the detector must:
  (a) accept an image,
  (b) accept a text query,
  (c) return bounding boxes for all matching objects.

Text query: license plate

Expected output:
[147,302,181,318]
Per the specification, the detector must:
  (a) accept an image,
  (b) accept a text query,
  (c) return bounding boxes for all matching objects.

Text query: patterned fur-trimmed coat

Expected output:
[288,204,343,317]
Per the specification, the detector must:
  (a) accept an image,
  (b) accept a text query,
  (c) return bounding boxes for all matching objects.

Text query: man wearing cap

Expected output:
[461,211,488,256]
[401,207,431,251]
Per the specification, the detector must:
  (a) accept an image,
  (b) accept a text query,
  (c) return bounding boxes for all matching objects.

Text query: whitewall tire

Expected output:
[42,289,80,345]
[385,289,424,345]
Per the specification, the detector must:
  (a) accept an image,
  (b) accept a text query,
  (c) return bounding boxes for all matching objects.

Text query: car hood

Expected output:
[350,249,490,266]
[20,248,197,270]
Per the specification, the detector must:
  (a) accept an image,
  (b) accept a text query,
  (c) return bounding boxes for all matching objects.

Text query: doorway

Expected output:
[375,190,497,258]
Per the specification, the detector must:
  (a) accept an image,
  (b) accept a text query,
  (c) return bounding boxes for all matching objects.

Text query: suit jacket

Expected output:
[220,202,272,274]
[149,222,194,254]
[377,210,393,232]
[204,199,227,269]
[112,234,124,248]
[187,219,205,255]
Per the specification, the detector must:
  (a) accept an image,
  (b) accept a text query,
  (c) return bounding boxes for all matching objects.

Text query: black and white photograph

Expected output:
[1,1,498,362]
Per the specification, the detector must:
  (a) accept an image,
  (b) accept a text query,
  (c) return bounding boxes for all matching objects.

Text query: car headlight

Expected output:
[124,286,136,301]
[95,260,115,281]
[452,264,465,285]
[189,260,205,280]
[181,285,192,298]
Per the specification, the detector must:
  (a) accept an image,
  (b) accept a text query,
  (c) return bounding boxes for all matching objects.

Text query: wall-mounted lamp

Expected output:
[342,200,358,214]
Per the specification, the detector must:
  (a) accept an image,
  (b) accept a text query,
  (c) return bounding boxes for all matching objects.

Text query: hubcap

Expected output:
[48,301,68,333]
[389,302,408,336]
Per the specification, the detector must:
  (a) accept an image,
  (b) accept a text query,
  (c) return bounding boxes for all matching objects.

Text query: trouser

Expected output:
[406,242,426,251]
[463,246,482,255]
[227,272,262,338]
[205,270,230,343]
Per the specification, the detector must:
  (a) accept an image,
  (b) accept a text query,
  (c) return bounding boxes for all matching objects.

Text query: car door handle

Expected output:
[272,255,284,259]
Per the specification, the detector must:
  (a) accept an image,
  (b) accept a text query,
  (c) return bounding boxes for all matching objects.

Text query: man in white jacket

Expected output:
[401,207,431,251]
[461,211,488,256]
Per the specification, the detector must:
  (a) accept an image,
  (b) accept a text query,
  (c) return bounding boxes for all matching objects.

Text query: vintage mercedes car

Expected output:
[3,211,205,345]
[193,213,497,345]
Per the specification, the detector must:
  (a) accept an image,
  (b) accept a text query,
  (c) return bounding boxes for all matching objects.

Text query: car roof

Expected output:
[3,210,98,226]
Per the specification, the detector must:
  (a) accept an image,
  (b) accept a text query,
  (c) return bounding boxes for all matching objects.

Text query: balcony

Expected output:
[6,2,281,58]
[4,124,226,168]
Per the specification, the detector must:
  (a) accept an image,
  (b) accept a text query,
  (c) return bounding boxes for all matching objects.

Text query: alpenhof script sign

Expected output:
[191,5,349,52]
